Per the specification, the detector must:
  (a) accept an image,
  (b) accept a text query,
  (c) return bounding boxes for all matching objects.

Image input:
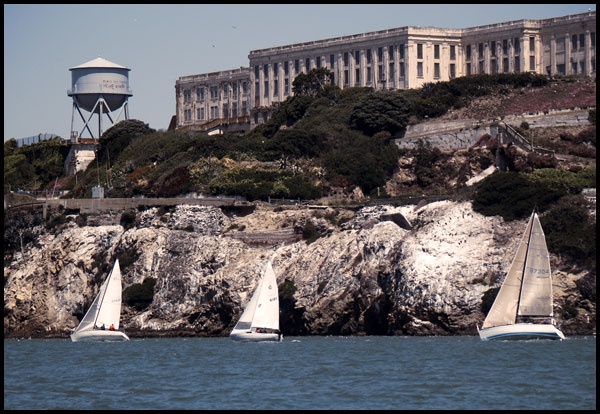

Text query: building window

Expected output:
[305,58,310,71]
[223,103,228,118]
[378,47,383,62]
[579,34,585,49]
[232,83,238,99]
[591,32,596,47]
[389,45,394,60]
[557,63,565,75]
[242,101,247,115]
[284,61,289,76]
[294,59,300,74]
[466,63,471,76]
[316,56,322,68]
[273,79,278,96]
[183,90,191,103]
[530,56,535,72]
[367,67,372,83]
[400,62,405,77]
[330,54,335,68]
[378,64,384,81]
[209,86,218,100]
[263,65,269,78]
[399,44,404,59]
[529,36,535,52]
[434,44,440,59]
[232,103,238,118]
[284,78,289,95]
[197,107,204,120]
[572,61,578,73]
[450,45,456,60]
[197,88,204,101]
[491,41,496,58]
[344,70,349,86]
[344,52,349,67]
[503,39,508,55]
[417,62,423,78]
[255,65,260,78]
[264,81,269,97]
[355,68,360,85]
[478,60,484,74]
[478,43,484,58]
[389,62,394,79]
[184,109,191,122]
[273,63,278,77]
[450,63,455,79]
[503,58,509,73]
[223,84,229,98]
[355,50,360,64]
[254,82,259,107]
[434,63,440,79]
[514,56,520,73]
[242,82,248,94]
[514,38,520,54]
[466,45,471,60]
[417,44,423,59]
[367,49,372,64]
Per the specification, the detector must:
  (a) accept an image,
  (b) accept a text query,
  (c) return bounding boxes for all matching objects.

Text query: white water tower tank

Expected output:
[67,57,132,142]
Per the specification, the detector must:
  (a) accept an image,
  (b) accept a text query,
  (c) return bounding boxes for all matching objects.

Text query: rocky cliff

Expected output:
[4,201,595,338]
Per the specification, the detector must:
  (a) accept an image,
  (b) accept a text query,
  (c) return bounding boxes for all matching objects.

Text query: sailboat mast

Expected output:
[514,211,535,323]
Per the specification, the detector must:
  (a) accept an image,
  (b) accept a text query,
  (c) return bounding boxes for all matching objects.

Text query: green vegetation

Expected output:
[123,277,156,310]
[4,137,69,193]
[472,167,595,221]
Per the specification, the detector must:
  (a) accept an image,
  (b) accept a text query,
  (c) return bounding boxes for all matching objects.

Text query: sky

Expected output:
[4,4,596,141]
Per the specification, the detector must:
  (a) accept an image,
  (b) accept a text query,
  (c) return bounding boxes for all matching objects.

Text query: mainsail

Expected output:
[232,261,279,331]
[482,212,553,330]
[73,259,123,333]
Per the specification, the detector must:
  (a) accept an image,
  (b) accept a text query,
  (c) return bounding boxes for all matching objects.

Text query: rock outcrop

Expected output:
[4,202,595,338]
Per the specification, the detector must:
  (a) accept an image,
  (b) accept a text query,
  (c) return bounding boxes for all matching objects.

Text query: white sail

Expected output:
[250,261,280,331]
[517,213,553,318]
[73,259,122,334]
[482,213,534,329]
[232,270,263,331]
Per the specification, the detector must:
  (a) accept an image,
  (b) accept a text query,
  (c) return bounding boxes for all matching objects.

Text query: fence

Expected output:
[15,133,59,148]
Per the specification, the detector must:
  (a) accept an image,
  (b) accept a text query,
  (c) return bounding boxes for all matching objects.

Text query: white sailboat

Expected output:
[71,259,129,342]
[230,260,282,342]
[478,210,565,341]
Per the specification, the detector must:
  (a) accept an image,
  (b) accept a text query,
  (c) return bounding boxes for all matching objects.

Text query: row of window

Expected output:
[182,82,250,104]
[182,101,249,122]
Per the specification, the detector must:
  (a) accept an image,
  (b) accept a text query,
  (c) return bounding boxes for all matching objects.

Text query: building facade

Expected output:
[174,11,595,130]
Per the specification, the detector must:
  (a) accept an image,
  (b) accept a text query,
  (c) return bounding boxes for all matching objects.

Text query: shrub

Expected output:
[472,171,568,220]
[123,277,156,310]
[120,210,137,230]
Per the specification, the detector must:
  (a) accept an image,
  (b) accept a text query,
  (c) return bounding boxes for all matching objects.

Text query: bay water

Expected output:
[4,336,595,410]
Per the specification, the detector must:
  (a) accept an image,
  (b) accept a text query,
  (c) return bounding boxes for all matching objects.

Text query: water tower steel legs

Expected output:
[70,95,130,142]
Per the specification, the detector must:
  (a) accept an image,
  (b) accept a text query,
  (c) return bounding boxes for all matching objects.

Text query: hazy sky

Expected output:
[4,4,596,141]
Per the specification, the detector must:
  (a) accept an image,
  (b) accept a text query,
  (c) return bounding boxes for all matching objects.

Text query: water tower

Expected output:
[67,57,132,142]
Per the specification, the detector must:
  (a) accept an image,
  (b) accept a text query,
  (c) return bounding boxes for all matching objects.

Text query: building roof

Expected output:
[69,57,130,70]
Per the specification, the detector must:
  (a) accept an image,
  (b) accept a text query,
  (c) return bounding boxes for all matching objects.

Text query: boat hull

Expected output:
[478,323,565,341]
[71,329,130,342]
[229,329,282,342]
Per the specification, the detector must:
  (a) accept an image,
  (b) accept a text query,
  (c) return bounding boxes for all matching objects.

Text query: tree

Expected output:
[349,90,410,136]
[292,68,334,97]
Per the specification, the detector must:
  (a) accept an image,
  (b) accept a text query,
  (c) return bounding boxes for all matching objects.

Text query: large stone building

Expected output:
[174,11,595,131]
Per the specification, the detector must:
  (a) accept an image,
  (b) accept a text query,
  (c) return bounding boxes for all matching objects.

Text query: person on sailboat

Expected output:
[109,324,115,331]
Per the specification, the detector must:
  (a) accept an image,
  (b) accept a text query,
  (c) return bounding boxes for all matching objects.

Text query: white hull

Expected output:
[230,329,282,342]
[478,323,565,341]
[71,329,130,342]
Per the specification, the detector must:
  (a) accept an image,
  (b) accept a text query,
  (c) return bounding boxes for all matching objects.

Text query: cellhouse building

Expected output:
[174,10,595,133]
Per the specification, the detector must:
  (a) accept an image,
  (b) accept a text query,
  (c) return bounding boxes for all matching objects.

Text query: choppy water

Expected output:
[4,336,596,410]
